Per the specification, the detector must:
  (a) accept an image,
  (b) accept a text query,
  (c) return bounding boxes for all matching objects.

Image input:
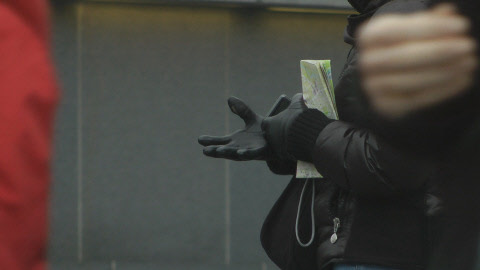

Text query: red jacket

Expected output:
[0,0,58,269]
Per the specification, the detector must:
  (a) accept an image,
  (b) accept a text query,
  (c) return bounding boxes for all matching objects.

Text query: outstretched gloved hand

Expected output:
[198,96,286,161]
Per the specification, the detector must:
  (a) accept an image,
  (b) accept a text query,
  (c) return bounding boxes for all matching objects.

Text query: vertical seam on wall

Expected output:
[224,11,231,266]
[76,3,84,264]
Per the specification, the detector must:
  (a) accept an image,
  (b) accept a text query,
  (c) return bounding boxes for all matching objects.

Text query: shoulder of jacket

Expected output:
[373,0,429,18]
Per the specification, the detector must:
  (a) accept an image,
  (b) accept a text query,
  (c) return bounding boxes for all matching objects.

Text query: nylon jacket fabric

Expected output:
[0,1,58,269]
[310,0,440,269]
[426,2,480,269]
[360,0,480,268]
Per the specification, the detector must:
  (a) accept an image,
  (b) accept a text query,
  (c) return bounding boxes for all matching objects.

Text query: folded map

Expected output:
[296,60,338,179]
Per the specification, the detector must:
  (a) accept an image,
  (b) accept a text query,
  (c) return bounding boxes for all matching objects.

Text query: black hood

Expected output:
[344,0,395,45]
[348,0,393,13]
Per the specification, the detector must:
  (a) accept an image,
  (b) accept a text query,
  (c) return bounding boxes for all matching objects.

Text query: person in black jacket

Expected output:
[199,0,470,269]
[355,1,480,269]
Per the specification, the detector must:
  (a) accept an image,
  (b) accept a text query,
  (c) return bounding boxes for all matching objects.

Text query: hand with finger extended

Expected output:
[198,97,269,161]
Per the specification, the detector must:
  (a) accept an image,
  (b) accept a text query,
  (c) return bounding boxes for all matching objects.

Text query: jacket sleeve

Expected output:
[312,121,436,197]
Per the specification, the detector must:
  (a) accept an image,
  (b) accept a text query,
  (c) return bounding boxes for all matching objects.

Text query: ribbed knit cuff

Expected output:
[286,109,335,162]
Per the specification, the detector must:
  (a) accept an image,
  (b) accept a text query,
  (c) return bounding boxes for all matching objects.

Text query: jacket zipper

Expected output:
[330,217,340,244]
[330,189,347,244]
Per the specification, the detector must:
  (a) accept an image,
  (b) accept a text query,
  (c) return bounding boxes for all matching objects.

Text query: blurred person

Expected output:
[0,0,58,269]
[356,1,480,269]
[198,0,464,269]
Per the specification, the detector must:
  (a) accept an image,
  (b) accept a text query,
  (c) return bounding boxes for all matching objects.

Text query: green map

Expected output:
[297,60,338,179]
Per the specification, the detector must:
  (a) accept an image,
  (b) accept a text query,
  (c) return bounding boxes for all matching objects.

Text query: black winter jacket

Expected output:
[356,0,480,269]
[265,1,444,269]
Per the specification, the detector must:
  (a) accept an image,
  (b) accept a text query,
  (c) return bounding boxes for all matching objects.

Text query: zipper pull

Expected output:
[330,217,340,244]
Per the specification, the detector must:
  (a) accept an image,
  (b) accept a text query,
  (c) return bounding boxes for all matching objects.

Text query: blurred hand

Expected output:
[358,4,478,118]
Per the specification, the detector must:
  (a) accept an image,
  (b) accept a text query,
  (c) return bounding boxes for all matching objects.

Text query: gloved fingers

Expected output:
[215,145,241,158]
[237,146,266,160]
[228,96,257,125]
[203,145,221,157]
[289,93,308,109]
[198,135,231,146]
[203,145,243,161]
[291,93,304,103]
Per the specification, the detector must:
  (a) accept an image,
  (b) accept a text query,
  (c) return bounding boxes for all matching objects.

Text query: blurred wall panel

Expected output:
[83,0,352,9]
[50,4,80,263]
[51,3,349,269]
[266,0,350,8]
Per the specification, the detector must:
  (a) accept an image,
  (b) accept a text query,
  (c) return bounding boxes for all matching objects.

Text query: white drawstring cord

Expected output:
[295,178,316,247]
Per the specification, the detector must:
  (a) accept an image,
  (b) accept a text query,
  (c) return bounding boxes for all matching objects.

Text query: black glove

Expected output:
[261,93,335,163]
[198,96,286,161]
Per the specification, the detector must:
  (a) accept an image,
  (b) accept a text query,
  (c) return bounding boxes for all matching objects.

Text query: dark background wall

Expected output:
[50,2,350,269]
[82,0,352,9]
